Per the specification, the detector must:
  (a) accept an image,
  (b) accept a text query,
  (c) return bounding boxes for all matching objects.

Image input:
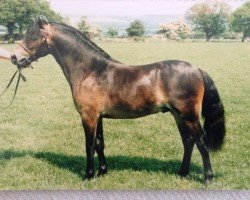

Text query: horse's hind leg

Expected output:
[174,118,195,177]
[95,118,107,177]
[193,122,214,183]
[174,116,213,182]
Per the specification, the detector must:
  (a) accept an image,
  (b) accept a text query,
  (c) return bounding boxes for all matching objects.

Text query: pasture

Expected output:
[0,42,249,189]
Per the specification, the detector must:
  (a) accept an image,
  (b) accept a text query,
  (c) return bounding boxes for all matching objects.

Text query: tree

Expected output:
[106,27,118,38]
[0,0,27,41]
[186,1,231,41]
[77,17,90,36]
[77,16,102,38]
[0,0,64,42]
[231,1,250,42]
[158,19,191,40]
[126,20,145,37]
[36,1,65,23]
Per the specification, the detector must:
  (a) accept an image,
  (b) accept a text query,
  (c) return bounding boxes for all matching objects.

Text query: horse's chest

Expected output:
[72,80,107,113]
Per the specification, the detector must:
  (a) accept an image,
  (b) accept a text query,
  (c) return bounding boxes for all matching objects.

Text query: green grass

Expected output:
[0,42,249,189]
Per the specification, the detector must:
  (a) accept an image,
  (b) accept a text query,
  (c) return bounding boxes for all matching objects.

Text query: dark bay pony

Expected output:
[12,18,225,183]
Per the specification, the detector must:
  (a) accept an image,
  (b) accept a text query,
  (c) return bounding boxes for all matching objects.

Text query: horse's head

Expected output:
[12,17,51,68]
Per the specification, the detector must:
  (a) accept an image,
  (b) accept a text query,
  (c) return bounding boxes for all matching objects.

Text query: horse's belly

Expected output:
[102,109,152,119]
[102,104,171,119]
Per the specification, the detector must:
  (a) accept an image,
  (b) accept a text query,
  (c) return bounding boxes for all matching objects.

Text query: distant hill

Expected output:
[76,15,181,36]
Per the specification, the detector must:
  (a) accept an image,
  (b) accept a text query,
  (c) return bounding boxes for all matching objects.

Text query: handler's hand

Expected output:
[0,46,11,60]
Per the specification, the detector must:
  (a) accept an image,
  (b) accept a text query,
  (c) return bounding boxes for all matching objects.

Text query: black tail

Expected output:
[199,69,226,151]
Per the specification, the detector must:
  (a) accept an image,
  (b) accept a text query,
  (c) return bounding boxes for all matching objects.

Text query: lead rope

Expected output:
[0,69,26,109]
[0,31,49,109]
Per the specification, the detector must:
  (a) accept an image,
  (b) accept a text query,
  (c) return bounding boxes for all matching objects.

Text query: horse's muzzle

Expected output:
[11,54,33,69]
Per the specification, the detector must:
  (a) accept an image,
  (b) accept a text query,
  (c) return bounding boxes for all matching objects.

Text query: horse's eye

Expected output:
[28,45,35,52]
[29,32,40,41]
[31,35,39,41]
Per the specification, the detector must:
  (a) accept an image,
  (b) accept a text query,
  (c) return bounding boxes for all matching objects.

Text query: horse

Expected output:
[11,17,225,183]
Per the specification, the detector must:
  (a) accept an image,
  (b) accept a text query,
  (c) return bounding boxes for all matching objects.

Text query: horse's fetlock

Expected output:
[97,165,107,177]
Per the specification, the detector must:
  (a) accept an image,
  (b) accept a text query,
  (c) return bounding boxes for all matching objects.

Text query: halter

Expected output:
[19,42,34,56]
[1,29,51,108]
[16,29,51,68]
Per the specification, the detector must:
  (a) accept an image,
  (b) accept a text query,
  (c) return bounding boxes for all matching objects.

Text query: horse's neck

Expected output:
[51,33,108,86]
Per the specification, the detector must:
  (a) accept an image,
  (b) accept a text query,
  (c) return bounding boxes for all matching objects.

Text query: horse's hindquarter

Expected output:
[159,61,205,120]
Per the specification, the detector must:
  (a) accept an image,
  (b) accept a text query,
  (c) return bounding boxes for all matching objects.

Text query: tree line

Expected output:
[0,0,249,42]
[78,1,250,42]
[0,0,66,43]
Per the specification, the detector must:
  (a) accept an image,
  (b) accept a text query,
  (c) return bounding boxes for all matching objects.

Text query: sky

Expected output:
[50,0,247,23]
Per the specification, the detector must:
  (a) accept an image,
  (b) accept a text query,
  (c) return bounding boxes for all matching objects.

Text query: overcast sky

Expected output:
[49,0,246,24]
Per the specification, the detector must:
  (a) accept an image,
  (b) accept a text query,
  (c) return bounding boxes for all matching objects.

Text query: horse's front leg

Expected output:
[95,118,107,177]
[82,115,98,180]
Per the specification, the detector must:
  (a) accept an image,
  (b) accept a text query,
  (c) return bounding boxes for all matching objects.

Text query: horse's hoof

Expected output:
[205,172,213,184]
[84,171,95,180]
[178,169,189,177]
[205,177,213,185]
[205,179,212,185]
[97,168,107,177]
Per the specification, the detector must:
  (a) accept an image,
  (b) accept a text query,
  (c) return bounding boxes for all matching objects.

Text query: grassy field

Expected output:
[0,42,249,189]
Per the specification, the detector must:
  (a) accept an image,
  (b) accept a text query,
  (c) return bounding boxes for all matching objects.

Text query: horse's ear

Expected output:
[37,15,48,29]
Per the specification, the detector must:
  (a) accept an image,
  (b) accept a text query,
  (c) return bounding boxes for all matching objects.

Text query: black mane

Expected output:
[51,22,115,61]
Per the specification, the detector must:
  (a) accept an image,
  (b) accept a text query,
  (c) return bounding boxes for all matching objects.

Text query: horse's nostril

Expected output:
[10,54,18,65]
[11,54,17,60]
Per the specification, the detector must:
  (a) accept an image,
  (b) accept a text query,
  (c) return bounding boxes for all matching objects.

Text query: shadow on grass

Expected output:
[0,149,206,182]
